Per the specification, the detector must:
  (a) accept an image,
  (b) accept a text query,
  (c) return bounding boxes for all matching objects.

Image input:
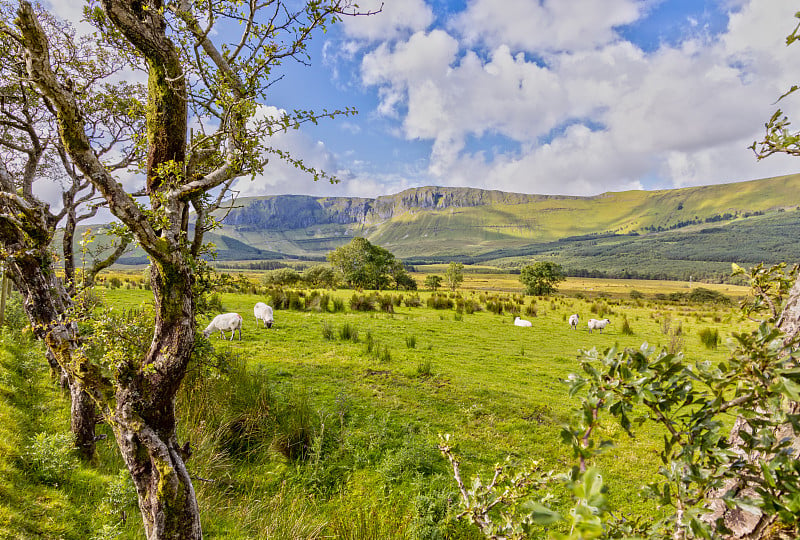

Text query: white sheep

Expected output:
[587,318,611,333]
[514,316,532,327]
[203,313,243,341]
[254,302,274,329]
[568,314,579,330]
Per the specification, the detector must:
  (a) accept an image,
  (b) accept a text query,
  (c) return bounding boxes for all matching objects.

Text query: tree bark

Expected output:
[1,242,98,460]
[109,262,201,539]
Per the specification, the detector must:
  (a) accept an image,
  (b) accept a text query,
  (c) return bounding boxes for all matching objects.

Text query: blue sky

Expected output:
[51,0,800,200]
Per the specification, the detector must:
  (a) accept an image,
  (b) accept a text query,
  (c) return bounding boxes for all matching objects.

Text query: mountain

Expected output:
[80,173,800,280]
[210,174,800,261]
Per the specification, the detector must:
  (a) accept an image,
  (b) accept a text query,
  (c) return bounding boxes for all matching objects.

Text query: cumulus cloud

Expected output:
[452,0,643,52]
[340,0,434,42]
[358,0,800,195]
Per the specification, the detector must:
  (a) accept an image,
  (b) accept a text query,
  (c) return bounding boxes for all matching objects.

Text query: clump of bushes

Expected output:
[350,293,376,312]
[698,327,720,349]
[427,294,454,310]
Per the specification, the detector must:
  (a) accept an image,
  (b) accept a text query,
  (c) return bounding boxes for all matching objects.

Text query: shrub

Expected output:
[427,294,454,310]
[378,294,395,313]
[339,322,359,342]
[350,293,376,312]
[24,431,78,485]
[464,299,481,314]
[332,297,346,313]
[688,287,730,305]
[620,317,634,335]
[698,327,720,349]
[263,267,302,287]
[322,321,335,341]
[629,289,644,299]
[403,294,423,307]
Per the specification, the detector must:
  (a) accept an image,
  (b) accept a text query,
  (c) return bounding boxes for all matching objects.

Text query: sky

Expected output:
[48,0,800,201]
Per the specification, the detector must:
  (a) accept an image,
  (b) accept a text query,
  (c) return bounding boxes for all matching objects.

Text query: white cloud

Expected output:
[340,0,434,42]
[359,0,800,195]
[452,0,644,52]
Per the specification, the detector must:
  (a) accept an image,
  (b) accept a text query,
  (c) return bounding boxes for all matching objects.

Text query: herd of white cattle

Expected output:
[205,303,611,342]
[515,313,611,333]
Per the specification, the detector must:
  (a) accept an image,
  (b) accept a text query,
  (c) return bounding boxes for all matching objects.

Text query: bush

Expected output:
[322,321,335,341]
[629,289,644,299]
[378,294,395,313]
[350,293,376,312]
[24,431,78,485]
[427,294,454,310]
[339,322,359,342]
[620,317,634,335]
[403,294,422,308]
[263,268,302,287]
[698,327,720,349]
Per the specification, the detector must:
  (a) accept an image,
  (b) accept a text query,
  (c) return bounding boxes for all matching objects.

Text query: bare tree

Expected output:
[13,0,375,537]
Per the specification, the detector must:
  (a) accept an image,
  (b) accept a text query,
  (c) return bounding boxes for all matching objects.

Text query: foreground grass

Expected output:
[4,281,745,539]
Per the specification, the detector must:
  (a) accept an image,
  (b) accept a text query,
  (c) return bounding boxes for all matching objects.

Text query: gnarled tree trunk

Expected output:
[108,262,201,539]
[0,238,97,460]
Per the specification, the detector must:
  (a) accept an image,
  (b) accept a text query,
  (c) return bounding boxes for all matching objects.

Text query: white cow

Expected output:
[204,313,243,341]
[568,314,579,330]
[587,318,611,333]
[254,302,274,329]
[514,316,532,327]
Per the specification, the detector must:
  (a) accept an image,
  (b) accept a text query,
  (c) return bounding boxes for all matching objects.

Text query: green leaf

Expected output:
[520,500,562,525]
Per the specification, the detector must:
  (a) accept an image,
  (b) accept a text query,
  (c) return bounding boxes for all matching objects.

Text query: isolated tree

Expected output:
[425,274,442,291]
[304,265,337,289]
[0,2,140,459]
[444,261,464,291]
[13,1,371,538]
[390,261,417,290]
[327,237,398,290]
[519,261,565,296]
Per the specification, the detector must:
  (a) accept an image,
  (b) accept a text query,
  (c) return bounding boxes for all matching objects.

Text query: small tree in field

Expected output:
[425,274,443,291]
[519,261,565,296]
[327,237,400,290]
[444,262,464,291]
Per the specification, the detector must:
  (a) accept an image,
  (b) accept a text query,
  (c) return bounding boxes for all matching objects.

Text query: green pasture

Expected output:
[63,281,746,538]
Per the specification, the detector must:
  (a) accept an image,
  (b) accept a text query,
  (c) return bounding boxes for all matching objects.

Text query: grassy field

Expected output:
[0,275,749,539]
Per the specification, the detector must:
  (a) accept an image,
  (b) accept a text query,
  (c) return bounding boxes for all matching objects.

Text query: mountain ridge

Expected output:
[212,173,800,260]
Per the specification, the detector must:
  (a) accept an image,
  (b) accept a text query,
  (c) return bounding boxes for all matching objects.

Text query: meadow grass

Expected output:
[2,276,749,538]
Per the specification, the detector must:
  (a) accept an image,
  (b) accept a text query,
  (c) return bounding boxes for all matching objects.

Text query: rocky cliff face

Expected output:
[222,187,547,229]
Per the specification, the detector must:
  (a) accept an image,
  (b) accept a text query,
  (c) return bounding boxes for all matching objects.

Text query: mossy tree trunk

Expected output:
[0,206,98,460]
[16,2,202,537]
[109,262,201,539]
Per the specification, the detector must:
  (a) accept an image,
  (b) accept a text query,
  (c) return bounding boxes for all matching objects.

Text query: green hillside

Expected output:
[64,173,800,279]
[213,173,800,261]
